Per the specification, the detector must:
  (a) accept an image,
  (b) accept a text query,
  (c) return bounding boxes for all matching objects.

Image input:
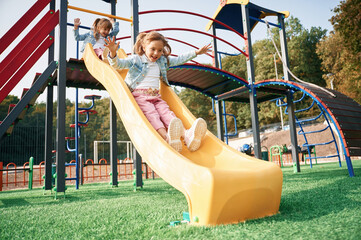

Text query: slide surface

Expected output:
[83,44,283,226]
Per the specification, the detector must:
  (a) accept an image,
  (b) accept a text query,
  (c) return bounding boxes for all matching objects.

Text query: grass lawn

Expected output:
[1,160,361,240]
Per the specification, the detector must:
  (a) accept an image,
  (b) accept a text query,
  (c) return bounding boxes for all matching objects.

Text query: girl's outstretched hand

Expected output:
[104,36,120,58]
[196,43,212,55]
[74,18,81,30]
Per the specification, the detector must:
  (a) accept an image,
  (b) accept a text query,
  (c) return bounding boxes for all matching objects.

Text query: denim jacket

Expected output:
[73,22,119,52]
[108,51,197,90]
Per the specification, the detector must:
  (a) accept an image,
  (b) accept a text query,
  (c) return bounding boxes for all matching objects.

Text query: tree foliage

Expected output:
[316,31,361,102]
[316,0,361,104]
[0,95,19,121]
[286,18,327,85]
[330,0,361,55]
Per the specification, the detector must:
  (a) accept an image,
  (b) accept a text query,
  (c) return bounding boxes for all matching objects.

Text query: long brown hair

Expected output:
[93,18,113,40]
[133,31,171,59]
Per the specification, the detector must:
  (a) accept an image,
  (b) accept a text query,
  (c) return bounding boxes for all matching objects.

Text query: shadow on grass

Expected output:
[0,179,178,209]
[0,198,31,207]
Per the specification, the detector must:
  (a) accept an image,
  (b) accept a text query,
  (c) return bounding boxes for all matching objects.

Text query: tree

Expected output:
[0,95,19,121]
[220,54,247,80]
[331,0,361,56]
[252,38,278,81]
[283,17,327,86]
[316,31,361,103]
[316,0,361,104]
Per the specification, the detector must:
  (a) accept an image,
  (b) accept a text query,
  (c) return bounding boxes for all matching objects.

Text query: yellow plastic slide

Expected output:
[83,44,283,226]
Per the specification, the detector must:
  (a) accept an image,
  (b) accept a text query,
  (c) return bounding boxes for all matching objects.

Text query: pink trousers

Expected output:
[132,90,176,131]
[94,48,103,59]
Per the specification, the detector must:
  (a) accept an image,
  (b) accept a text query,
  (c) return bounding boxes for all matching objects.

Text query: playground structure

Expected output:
[269,144,317,168]
[1,0,361,225]
[63,94,102,189]
[83,45,283,225]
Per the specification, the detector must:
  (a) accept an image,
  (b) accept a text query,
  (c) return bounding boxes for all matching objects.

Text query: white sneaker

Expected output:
[167,118,184,152]
[184,118,207,152]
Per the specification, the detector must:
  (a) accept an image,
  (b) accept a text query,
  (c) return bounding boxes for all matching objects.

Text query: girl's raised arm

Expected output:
[195,43,212,55]
[74,18,81,30]
[104,36,120,58]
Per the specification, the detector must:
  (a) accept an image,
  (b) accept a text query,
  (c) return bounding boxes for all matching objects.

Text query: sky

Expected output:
[0,0,341,104]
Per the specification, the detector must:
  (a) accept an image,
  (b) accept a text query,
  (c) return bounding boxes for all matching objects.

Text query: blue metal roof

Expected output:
[207,1,288,34]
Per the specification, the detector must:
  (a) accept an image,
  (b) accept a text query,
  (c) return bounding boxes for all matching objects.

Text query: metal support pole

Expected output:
[212,24,224,141]
[56,0,68,193]
[278,14,300,172]
[44,0,56,191]
[75,88,80,189]
[110,0,116,15]
[131,0,143,188]
[241,5,261,158]
[79,154,84,185]
[211,24,220,69]
[44,85,53,190]
[84,134,87,162]
[110,99,118,186]
[133,148,143,189]
[106,0,118,187]
[215,101,224,141]
[287,92,300,172]
[94,141,98,163]
[131,0,139,48]
[48,0,55,62]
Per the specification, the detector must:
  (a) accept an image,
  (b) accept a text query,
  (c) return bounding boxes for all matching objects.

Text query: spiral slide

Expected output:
[83,43,283,226]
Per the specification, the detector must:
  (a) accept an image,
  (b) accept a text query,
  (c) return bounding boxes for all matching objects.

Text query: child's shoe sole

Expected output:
[185,118,207,152]
[167,118,184,152]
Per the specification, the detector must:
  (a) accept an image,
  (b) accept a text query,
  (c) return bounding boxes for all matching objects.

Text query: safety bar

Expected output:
[249,16,281,28]
[68,5,132,23]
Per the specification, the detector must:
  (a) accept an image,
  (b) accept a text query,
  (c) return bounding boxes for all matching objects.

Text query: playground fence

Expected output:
[270,152,315,167]
[0,159,158,191]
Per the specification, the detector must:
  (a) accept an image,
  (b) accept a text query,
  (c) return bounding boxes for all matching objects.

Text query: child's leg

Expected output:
[157,127,167,141]
[153,98,184,152]
[132,93,166,131]
[155,124,183,153]
[93,48,104,59]
[133,92,183,152]
[153,98,178,129]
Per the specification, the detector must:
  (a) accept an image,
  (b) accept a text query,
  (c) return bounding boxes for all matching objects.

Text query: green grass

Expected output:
[1,160,361,240]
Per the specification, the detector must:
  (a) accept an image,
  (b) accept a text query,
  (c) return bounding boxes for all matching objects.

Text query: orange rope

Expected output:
[68,5,132,23]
